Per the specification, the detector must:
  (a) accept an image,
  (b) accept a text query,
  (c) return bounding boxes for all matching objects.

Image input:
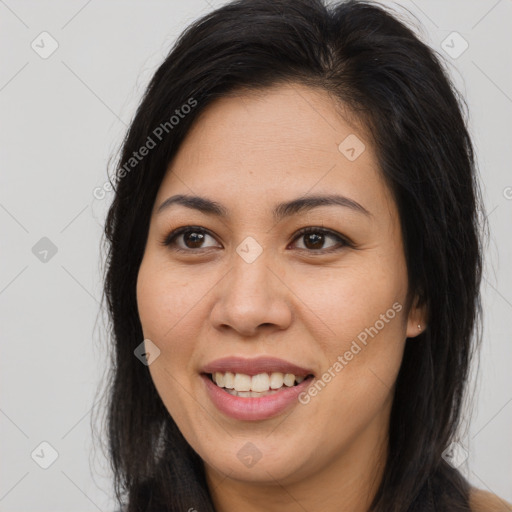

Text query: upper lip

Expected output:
[201,356,314,377]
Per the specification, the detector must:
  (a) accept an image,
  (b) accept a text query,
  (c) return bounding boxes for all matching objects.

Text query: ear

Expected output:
[406,293,428,338]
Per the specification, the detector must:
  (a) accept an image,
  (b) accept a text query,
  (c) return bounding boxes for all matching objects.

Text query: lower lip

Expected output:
[201,374,314,421]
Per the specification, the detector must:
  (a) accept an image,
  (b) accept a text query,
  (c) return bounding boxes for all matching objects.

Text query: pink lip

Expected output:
[201,356,314,377]
[201,373,314,421]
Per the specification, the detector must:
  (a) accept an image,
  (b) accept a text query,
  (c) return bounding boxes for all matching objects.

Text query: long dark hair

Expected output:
[97,0,485,510]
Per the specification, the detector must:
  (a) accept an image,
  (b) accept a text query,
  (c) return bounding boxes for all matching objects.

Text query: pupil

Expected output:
[185,231,204,248]
[304,233,323,250]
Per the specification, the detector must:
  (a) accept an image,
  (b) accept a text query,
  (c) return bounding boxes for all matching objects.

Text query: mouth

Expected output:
[203,371,315,398]
[201,372,315,421]
[200,356,316,420]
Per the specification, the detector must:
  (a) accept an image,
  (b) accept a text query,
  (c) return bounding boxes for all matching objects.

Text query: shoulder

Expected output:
[469,487,512,512]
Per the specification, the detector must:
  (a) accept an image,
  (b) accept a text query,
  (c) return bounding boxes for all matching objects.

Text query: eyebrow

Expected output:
[156,193,372,221]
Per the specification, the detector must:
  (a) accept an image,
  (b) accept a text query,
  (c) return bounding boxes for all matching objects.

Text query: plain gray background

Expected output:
[1,0,511,510]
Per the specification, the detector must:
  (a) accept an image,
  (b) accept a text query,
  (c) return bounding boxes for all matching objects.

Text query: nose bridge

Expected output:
[211,237,292,335]
[229,238,277,308]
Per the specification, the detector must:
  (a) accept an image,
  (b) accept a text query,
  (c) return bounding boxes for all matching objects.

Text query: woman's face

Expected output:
[136,83,425,490]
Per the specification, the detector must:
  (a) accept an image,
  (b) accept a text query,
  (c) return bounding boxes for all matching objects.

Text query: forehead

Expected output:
[155,83,392,219]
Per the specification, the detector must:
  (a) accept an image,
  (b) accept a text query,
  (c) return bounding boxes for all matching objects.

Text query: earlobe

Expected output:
[406,294,428,338]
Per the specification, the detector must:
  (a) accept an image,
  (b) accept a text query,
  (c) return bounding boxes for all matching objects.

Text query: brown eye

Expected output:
[160,225,350,254]
[291,227,349,253]
[182,230,207,248]
[161,226,221,252]
[302,232,326,250]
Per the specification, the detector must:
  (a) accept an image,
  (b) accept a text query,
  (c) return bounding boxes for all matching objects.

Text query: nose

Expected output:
[209,248,293,338]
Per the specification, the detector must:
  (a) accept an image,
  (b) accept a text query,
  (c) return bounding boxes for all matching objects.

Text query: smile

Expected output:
[201,372,315,421]
[208,371,312,397]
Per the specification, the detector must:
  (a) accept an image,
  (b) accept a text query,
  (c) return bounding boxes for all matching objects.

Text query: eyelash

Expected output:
[159,225,353,254]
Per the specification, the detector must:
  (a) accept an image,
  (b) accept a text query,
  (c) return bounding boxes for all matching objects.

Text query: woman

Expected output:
[100,0,511,510]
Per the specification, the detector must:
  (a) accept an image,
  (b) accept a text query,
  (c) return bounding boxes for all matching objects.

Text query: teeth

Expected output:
[223,372,235,389]
[269,372,284,389]
[233,373,251,391]
[251,373,270,392]
[226,389,281,397]
[211,371,308,392]
[283,373,295,387]
[214,372,225,387]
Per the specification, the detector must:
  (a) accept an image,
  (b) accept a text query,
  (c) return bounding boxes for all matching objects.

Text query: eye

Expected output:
[160,226,221,252]
[290,227,350,253]
[160,225,352,254]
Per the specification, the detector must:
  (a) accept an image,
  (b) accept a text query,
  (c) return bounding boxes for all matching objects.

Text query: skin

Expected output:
[136,82,427,512]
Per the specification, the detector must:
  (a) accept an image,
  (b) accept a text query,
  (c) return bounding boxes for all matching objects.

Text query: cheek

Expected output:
[137,256,200,341]
[293,262,406,343]
[136,255,222,387]
[136,259,202,423]
[291,261,407,414]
